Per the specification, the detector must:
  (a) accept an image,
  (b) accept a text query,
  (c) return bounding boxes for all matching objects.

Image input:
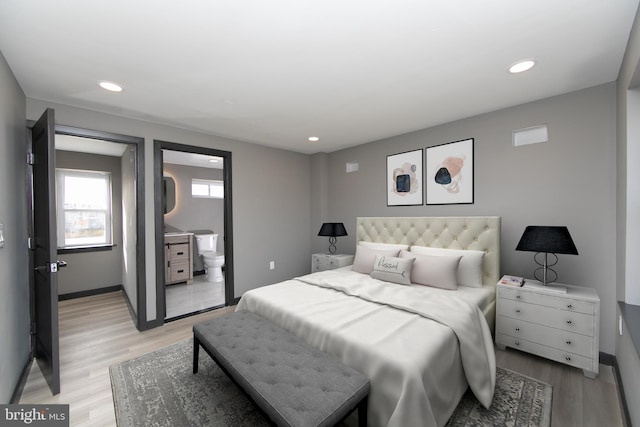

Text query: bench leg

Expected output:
[193,336,200,374]
[358,397,368,427]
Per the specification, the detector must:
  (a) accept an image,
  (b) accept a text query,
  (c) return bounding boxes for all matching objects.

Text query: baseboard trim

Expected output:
[599,351,614,366]
[10,355,33,403]
[58,285,123,301]
[611,355,632,427]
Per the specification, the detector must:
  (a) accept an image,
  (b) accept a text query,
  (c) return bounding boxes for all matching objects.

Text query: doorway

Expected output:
[51,125,146,328]
[153,140,234,322]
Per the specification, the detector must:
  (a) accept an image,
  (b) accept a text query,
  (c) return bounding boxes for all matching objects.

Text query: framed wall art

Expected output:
[386,149,423,206]
[425,138,474,205]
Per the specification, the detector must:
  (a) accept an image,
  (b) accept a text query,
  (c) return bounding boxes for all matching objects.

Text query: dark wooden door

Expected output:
[31,108,60,394]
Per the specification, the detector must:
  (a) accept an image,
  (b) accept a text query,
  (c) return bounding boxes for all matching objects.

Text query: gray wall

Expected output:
[0,51,29,403]
[320,83,618,354]
[55,151,123,295]
[26,99,312,321]
[163,163,224,255]
[616,3,640,425]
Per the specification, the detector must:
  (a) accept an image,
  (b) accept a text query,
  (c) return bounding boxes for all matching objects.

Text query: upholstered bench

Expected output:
[193,310,370,427]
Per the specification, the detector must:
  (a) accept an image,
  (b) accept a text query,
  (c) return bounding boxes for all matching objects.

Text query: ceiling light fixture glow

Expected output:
[308,136,320,142]
[509,60,536,74]
[98,81,124,92]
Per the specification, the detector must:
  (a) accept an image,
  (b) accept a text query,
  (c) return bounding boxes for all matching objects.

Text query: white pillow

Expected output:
[400,250,461,290]
[370,254,414,285]
[358,241,410,252]
[409,246,485,287]
[351,245,401,274]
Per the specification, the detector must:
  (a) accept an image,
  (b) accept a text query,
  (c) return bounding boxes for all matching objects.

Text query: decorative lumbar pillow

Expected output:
[409,246,485,287]
[370,254,414,285]
[400,250,461,290]
[351,245,401,274]
[358,241,410,252]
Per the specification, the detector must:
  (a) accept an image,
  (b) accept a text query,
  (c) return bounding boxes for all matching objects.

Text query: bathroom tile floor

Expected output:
[165,274,225,319]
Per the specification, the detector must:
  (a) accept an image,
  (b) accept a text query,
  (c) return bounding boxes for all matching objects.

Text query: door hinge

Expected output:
[26,152,35,165]
[30,322,36,336]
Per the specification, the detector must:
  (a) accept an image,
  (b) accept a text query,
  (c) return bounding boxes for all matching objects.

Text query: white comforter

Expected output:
[236,269,496,427]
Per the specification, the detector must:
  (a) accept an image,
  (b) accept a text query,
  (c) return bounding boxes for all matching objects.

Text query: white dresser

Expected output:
[311,253,354,272]
[495,280,600,378]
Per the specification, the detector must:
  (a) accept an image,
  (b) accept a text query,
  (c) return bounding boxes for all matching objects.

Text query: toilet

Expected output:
[194,233,225,282]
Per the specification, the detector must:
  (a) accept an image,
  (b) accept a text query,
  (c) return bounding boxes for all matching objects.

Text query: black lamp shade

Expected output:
[516,226,578,255]
[318,222,348,237]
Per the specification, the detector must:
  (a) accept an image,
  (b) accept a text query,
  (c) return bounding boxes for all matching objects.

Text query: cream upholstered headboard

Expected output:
[356,217,501,287]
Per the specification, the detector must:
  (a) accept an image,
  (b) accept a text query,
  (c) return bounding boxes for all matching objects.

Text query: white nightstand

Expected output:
[495,279,600,378]
[311,253,354,272]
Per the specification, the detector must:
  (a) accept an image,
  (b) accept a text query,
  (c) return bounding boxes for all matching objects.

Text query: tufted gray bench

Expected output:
[193,311,370,427]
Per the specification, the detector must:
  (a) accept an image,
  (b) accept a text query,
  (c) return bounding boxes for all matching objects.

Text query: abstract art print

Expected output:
[426,138,474,205]
[387,149,423,206]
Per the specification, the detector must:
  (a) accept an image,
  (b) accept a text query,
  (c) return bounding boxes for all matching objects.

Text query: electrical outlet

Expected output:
[0,223,4,248]
[269,261,275,270]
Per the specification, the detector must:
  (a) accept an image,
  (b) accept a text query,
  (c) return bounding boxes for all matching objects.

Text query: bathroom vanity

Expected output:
[164,232,194,285]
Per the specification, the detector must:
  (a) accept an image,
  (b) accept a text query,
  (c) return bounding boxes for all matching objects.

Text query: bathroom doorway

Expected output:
[153,140,233,321]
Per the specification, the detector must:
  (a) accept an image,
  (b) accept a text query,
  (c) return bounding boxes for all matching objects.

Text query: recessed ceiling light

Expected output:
[509,60,536,74]
[98,81,124,92]
[308,136,320,142]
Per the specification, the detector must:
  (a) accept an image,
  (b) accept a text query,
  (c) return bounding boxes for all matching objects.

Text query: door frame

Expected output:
[46,125,147,329]
[153,140,234,322]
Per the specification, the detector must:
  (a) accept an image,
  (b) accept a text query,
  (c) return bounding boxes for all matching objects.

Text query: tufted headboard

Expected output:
[356,217,501,287]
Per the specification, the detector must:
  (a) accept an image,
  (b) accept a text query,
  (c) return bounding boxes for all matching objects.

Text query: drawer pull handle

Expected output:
[177,252,184,255]
[566,320,573,325]
[565,356,571,361]
[516,295,521,299]
[514,341,520,346]
[515,309,521,313]
[515,328,520,332]
[567,304,573,308]
[177,269,184,273]
[566,340,572,345]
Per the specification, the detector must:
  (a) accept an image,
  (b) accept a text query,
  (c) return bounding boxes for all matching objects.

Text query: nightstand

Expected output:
[495,279,600,378]
[311,253,354,272]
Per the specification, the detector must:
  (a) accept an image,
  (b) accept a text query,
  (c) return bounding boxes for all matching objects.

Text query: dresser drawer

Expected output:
[169,243,190,261]
[498,298,594,336]
[498,286,595,315]
[496,333,595,372]
[496,316,594,358]
[168,262,190,283]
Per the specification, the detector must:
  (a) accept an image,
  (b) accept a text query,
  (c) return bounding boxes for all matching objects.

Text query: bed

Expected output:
[236,216,501,427]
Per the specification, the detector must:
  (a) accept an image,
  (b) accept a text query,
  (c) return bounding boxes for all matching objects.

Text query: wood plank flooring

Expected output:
[19,290,625,426]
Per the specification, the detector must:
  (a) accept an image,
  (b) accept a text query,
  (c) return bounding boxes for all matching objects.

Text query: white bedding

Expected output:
[236,268,496,427]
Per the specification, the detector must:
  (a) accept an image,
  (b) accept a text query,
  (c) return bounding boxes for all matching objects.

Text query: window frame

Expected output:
[191,178,224,199]
[55,168,114,249]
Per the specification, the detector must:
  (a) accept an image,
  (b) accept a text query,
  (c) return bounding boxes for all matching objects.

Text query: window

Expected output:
[56,169,112,248]
[191,179,224,199]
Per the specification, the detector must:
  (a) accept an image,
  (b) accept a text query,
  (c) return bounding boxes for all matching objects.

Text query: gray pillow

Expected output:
[351,245,401,274]
[370,254,414,285]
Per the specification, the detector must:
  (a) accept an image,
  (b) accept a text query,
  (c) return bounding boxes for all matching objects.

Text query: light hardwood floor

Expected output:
[19,291,626,427]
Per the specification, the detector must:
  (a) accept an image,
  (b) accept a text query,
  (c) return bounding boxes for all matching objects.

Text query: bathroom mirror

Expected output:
[163,176,176,214]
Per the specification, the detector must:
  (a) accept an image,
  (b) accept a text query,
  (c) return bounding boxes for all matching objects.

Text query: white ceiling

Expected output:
[1,0,638,154]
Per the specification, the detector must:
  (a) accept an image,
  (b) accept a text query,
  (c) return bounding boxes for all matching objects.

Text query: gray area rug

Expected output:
[110,339,552,427]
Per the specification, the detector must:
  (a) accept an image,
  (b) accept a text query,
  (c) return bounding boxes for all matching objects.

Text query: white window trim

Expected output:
[191,179,224,199]
[56,168,113,249]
